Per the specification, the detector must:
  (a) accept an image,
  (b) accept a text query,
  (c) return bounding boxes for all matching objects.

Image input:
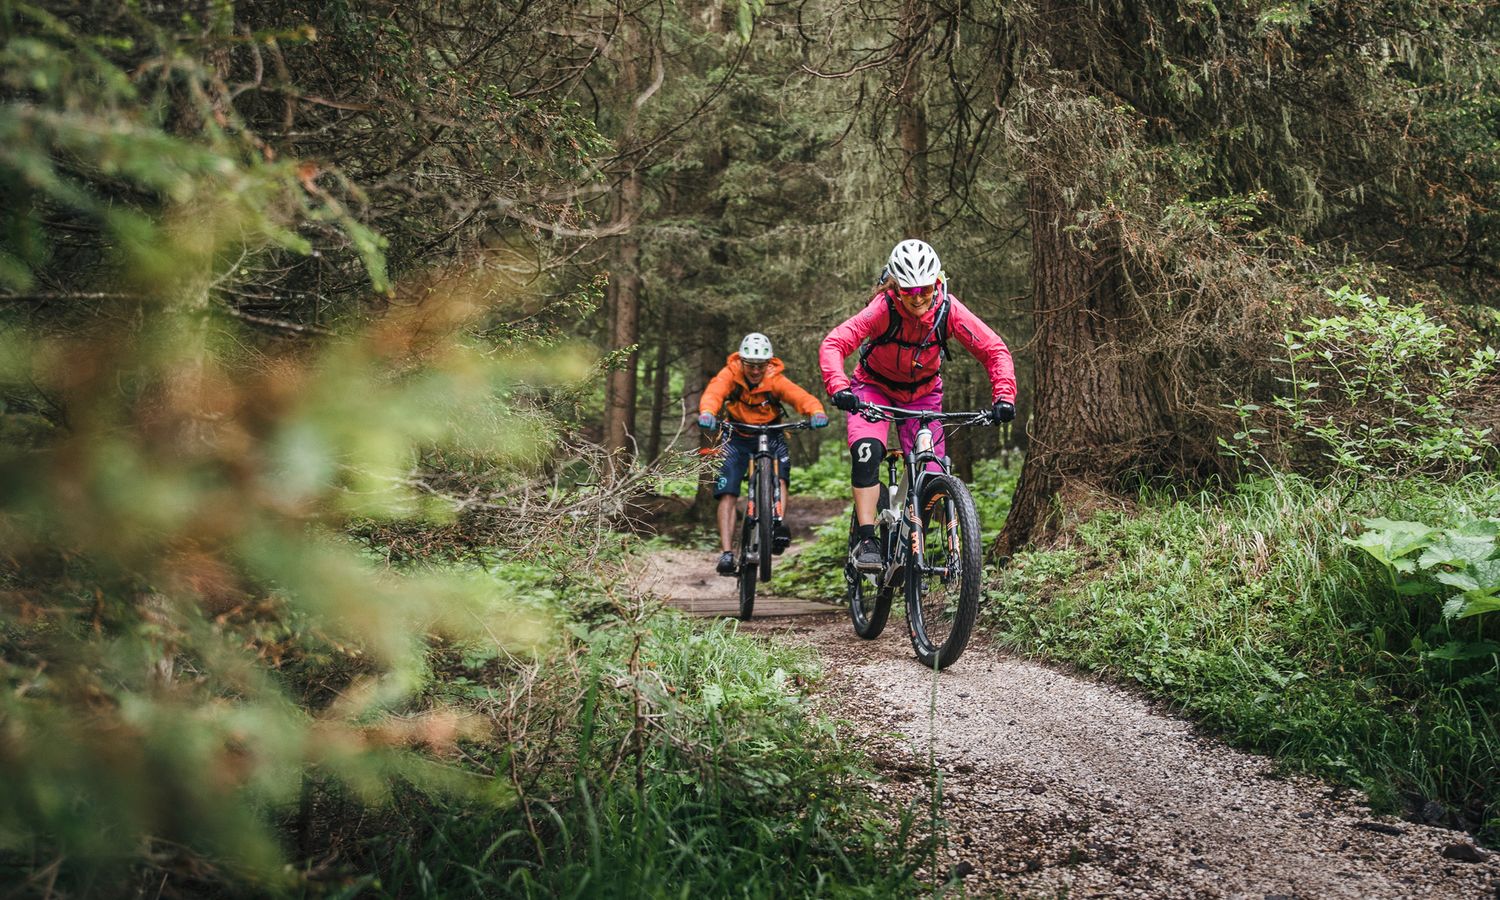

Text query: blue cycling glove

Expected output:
[697,412,717,430]
[810,412,829,429]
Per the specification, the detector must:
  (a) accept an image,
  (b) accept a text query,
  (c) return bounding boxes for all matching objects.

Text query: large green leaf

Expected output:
[1417,532,1499,570]
[1346,517,1438,567]
[1423,640,1500,661]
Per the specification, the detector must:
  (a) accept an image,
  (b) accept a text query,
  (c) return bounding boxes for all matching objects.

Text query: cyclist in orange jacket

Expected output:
[699,333,829,575]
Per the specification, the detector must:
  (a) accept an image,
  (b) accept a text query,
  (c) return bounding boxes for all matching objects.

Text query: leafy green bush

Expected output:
[984,472,1500,842]
[789,448,853,500]
[1236,285,1497,475]
[0,4,597,887]
[1348,517,1500,656]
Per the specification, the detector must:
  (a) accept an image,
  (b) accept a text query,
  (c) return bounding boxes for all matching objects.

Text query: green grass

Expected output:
[982,472,1500,843]
[340,613,929,897]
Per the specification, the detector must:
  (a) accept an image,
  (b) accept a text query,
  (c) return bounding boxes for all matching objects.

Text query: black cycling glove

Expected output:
[832,389,859,412]
[992,400,1016,424]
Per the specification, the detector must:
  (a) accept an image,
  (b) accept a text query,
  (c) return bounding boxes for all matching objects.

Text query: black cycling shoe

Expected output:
[772,522,792,555]
[715,551,737,576]
[850,537,883,573]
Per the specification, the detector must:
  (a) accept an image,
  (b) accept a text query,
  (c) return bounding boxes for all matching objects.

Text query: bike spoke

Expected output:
[906,474,981,670]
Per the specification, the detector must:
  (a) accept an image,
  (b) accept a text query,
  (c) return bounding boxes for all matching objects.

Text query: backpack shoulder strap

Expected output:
[857,292,903,366]
[931,286,952,360]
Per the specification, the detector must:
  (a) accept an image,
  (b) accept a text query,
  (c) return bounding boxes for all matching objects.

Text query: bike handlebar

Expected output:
[853,401,995,426]
[721,419,815,434]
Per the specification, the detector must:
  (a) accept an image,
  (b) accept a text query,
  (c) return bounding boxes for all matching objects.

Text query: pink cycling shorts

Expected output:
[845,379,946,465]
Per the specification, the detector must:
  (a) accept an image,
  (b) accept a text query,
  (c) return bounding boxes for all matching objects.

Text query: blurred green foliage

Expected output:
[0,0,597,889]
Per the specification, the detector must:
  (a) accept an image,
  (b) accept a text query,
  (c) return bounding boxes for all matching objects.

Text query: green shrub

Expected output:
[790,449,853,500]
[1347,516,1500,655]
[1234,285,1497,476]
[0,7,593,885]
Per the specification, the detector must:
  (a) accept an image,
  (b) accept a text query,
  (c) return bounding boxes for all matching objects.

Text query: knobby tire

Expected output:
[755,461,774,583]
[906,474,981,670]
[847,484,892,639]
[737,514,757,620]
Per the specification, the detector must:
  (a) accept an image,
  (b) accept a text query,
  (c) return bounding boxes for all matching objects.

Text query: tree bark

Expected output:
[995,175,1168,555]
[645,304,670,462]
[602,18,647,461]
[896,0,930,236]
[603,169,642,459]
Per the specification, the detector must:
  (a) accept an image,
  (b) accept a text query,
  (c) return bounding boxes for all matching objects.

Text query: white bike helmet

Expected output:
[886,239,942,288]
[738,332,773,363]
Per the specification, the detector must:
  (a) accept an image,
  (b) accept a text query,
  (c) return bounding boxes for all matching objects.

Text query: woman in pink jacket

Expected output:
[820,239,1018,571]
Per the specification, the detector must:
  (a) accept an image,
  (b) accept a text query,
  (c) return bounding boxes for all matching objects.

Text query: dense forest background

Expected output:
[1,0,1497,895]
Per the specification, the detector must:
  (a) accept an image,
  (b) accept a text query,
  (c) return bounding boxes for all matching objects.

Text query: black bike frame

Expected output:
[855,404,990,588]
[721,419,812,545]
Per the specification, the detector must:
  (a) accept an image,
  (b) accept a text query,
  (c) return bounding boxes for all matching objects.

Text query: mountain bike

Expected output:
[723,419,812,620]
[844,402,993,669]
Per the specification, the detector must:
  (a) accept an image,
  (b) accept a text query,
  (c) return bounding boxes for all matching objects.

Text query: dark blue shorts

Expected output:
[714,433,791,498]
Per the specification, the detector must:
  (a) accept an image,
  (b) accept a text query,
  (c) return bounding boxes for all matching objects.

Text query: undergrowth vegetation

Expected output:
[982,473,1500,844]
[332,590,927,898]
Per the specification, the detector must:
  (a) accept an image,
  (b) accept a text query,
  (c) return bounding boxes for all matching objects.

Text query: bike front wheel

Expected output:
[846,484,892,639]
[755,461,775,583]
[737,514,757,620]
[905,474,982,670]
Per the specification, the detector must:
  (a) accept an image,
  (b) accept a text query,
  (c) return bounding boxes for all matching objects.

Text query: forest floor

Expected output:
[639,508,1500,898]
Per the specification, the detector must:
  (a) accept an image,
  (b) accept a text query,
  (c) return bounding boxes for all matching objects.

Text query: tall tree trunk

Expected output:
[896,0,930,236]
[646,306,670,462]
[603,174,642,458]
[603,18,648,460]
[995,176,1168,555]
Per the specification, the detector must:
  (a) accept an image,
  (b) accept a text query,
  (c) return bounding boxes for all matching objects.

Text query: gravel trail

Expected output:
[742,614,1500,899]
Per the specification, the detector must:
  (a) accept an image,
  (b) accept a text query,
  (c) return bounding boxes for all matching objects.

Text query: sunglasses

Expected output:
[743,361,768,369]
[897,284,935,296]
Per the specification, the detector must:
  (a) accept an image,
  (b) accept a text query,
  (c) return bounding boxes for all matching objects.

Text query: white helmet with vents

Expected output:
[886,239,942,288]
[738,332,773,363]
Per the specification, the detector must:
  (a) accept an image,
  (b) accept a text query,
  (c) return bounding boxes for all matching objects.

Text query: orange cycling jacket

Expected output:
[700,353,825,426]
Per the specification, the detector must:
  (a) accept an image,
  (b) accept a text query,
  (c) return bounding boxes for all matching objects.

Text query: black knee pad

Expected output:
[850,438,884,488]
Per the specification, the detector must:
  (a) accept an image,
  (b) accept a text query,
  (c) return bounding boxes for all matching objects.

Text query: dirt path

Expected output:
[630,498,847,617]
[739,614,1499,898]
[639,501,1498,896]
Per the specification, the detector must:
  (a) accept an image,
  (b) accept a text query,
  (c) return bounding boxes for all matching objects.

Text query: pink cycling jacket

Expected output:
[820,290,1017,405]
